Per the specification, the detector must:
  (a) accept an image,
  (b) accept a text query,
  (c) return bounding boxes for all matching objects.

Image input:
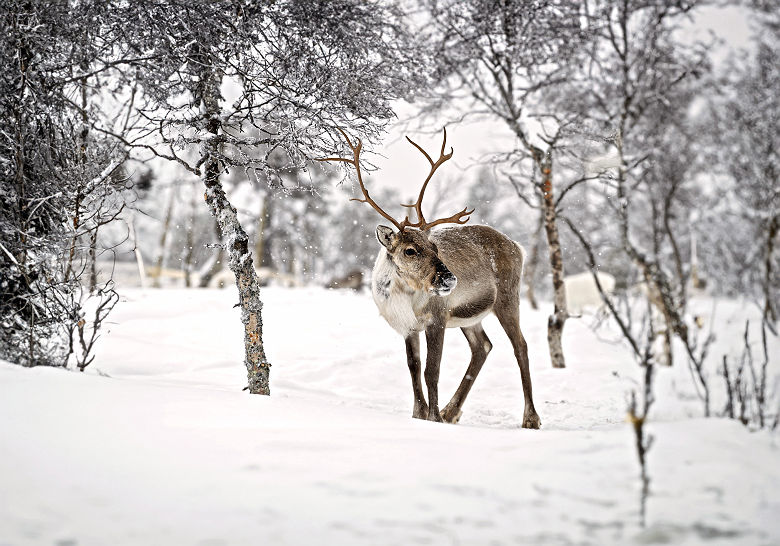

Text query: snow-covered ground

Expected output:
[1,286,778,545]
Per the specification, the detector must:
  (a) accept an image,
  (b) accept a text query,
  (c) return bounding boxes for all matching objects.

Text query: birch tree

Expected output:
[707,22,778,328]
[421,0,589,368]
[567,0,711,363]
[104,0,422,393]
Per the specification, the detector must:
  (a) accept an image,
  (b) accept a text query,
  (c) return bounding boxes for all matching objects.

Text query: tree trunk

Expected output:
[255,195,268,267]
[88,226,98,293]
[615,133,686,366]
[198,219,225,287]
[764,215,778,324]
[690,220,701,290]
[198,58,271,395]
[127,213,147,288]
[524,211,544,310]
[257,195,275,270]
[183,183,197,288]
[153,186,176,288]
[505,114,569,368]
[539,156,568,369]
[286,214,298,279]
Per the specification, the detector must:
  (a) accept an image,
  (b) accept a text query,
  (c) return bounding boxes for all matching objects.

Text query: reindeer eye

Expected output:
[404,248,417,257]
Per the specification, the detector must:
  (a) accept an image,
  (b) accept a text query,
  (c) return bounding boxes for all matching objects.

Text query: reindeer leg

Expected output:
[495,307,541,429]
[441,324,492,424]
[405,333,428,419]
[423,324,445,422]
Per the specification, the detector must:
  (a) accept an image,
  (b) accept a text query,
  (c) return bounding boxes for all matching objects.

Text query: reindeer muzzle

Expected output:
[432,261,457,296]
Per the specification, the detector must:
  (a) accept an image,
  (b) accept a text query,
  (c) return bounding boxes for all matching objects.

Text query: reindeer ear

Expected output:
[376,225,396,249]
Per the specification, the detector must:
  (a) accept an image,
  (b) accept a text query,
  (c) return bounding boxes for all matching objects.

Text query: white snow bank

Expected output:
[564,270,616,315]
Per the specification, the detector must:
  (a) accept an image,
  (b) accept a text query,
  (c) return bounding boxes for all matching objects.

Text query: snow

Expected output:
[1,287,778,545]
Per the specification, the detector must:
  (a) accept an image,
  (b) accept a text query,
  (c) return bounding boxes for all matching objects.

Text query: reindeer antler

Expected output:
[316,128,404,231]
[318,127,473,232]
[401,128,474,231]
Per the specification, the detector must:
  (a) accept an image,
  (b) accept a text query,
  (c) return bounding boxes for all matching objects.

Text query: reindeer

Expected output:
[320,129,541,429]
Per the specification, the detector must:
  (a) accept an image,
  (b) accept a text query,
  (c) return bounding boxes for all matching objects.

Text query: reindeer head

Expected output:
[318,127,472,297]
[376,226,457,295]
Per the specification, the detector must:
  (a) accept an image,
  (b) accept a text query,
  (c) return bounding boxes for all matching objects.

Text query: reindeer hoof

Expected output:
[441,404,462,424]
[522,412,542,429]
[427,408,443,422]
[412,403,429,420]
